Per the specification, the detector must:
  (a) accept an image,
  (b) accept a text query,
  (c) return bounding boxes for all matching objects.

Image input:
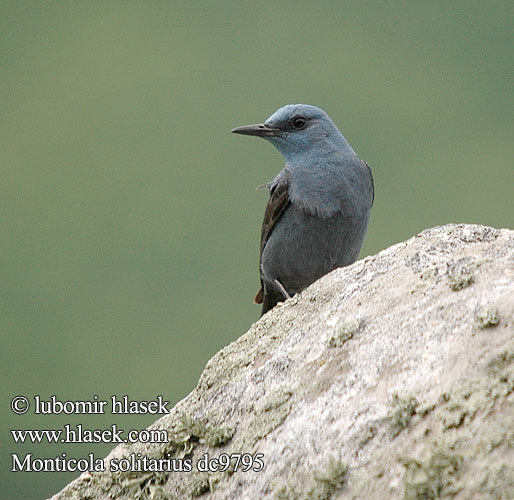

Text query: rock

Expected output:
[50,224,514,500]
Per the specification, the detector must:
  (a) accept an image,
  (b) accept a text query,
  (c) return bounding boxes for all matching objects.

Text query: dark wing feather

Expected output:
[363,160,374,206]
[254,173,291,307]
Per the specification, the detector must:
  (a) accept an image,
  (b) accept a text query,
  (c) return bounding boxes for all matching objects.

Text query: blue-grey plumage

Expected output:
[232,104,373,315]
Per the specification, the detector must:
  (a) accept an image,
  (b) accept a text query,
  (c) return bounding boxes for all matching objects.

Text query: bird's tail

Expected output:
[260,286,284,316]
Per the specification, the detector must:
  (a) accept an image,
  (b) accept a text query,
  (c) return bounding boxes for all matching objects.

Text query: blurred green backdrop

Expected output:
[2,1,513,498]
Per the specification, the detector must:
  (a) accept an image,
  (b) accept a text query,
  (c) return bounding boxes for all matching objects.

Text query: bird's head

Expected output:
[232,104,354,163]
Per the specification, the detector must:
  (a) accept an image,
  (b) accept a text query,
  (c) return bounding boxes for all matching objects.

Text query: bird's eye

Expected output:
[292,116,307,129]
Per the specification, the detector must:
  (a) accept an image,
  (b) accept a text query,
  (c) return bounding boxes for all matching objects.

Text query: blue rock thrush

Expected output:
[232,104,374,315]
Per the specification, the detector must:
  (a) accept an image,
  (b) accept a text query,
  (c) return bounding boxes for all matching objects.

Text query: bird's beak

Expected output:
[231,123,280,137]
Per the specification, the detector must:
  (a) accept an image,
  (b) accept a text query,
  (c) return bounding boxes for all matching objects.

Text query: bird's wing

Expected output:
[254,172,291,305]
[363,160,374,207]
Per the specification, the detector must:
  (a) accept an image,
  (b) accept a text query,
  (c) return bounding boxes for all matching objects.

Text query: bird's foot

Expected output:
[274,279,291,300]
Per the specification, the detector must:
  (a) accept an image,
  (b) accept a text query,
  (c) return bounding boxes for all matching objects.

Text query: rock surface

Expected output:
[51,224,514,500]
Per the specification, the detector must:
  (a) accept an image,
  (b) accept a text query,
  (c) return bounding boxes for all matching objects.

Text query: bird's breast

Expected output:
[287,160,371,218]
[260,203,369,294]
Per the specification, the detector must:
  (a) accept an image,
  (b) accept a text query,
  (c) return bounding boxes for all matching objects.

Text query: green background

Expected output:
[2,1,512,498]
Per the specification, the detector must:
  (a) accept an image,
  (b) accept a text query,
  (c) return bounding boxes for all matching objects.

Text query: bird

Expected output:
[232,104,374,316]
